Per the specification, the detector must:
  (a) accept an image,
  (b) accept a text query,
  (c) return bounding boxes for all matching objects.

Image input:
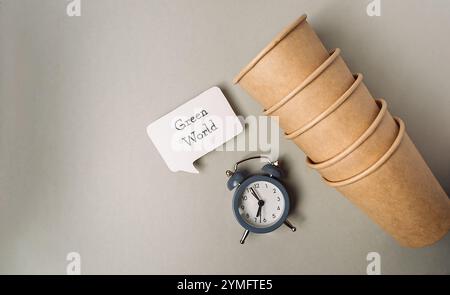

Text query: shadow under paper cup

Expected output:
[286,74,379,163]
[307,99,398,182]
[325,117,450,248]
[266,48,354,134]
[233,14,329,110]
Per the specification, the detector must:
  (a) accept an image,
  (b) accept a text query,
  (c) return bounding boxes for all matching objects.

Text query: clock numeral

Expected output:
[240,205,244,210]
[272,214,276,219]
[246,213,250,219]
[242,195,247,200]
[253,183,259,189]
[254,217,257,223]
[273,188,276,194]
[277,196,280,202]
[277,206,280,211]
[265,183,268,188]
[263,218,267,223]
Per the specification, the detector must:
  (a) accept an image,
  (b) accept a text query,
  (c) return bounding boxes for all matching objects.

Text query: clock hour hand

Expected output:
[256,204,262,218]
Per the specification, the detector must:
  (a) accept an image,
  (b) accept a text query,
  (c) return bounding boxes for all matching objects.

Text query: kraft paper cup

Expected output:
[265,48,354,134]
[325,118,450,248]
[233,14,329,110]
[307,99,398,182]
[286,74,378,163]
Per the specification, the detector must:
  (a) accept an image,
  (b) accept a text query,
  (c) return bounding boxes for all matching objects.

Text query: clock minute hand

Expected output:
[249,187,261,201]
[250,187,264,220]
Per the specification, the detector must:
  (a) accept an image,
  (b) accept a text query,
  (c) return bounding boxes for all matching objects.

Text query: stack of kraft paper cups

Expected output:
[233,14,450,247]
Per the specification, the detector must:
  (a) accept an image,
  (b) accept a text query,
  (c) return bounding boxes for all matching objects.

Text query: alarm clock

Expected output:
[226,156,296,244]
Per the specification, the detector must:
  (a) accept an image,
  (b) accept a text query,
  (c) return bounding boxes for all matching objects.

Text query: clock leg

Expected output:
[284,220,296,232]
[240,230,250,244]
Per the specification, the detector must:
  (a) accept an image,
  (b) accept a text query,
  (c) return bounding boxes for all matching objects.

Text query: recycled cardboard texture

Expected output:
[289,76,378,162]
[233,14,328,110]
[325,118,450,247]
[234,13,450,247]
[267,49,354,134]
[307,99,398,182]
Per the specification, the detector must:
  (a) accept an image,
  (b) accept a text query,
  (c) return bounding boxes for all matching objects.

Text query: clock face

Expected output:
[237,180,286,229]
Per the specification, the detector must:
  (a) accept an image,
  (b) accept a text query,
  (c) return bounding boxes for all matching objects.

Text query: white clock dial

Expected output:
[238,180,286,228]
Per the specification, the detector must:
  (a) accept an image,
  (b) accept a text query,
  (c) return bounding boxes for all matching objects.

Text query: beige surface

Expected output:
[308,99,398,182]
[269,49,354,134]
[326,119,450,248]
[1,0,450,274]
[234,15,328,110]
[290,74,379,162]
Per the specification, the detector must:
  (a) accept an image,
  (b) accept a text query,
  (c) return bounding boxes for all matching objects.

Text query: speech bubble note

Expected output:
[147,87,243,173]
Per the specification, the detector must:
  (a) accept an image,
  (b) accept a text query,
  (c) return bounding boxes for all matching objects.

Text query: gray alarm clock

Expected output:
[226,156,296,244]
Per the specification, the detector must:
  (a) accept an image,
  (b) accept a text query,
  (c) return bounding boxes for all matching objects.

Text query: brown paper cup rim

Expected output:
[324,116,406,188]
[264,48,341,115]
[233,14,308,84]
[285,73,363,140]
[306,99,387,169]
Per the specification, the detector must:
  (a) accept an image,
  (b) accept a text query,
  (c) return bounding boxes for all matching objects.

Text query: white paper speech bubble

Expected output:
[147,87,243,173]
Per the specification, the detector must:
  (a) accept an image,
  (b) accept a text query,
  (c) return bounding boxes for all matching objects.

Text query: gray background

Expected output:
[1,0,449,274]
